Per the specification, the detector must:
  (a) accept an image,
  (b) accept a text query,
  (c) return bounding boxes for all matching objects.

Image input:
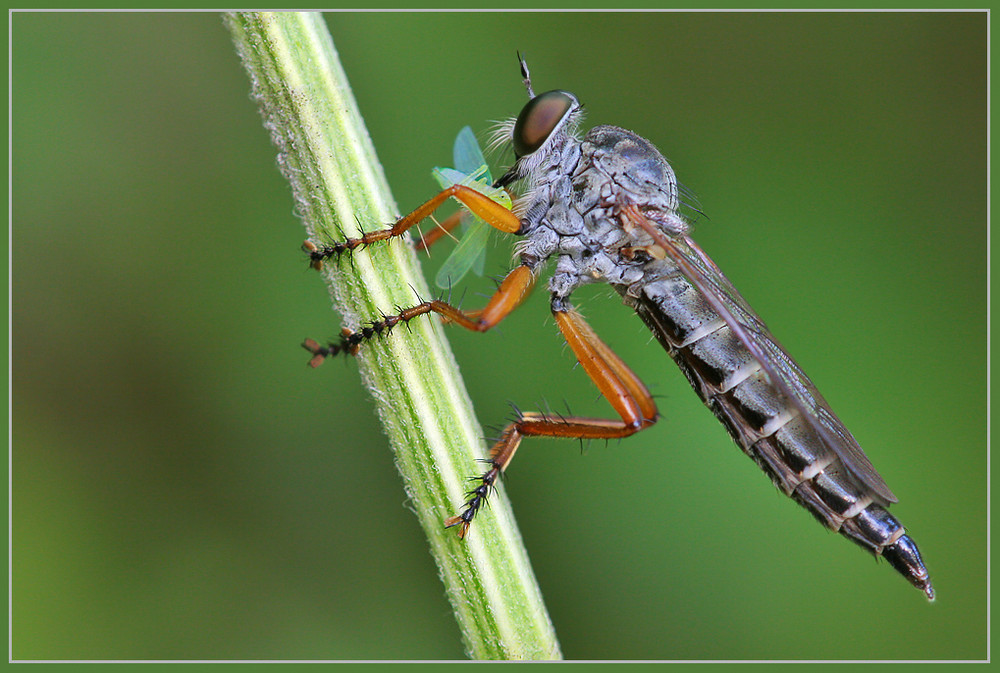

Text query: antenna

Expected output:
[517,51,535,99]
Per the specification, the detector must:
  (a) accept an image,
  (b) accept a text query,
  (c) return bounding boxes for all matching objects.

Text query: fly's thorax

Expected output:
[514,132,583,233]
[541,213,674,299]
[579,125,680,214]
[513,130,586,269]
[518,124,688,299]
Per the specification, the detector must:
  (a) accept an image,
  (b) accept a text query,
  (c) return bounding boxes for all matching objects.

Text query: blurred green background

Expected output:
[12,11,986,661]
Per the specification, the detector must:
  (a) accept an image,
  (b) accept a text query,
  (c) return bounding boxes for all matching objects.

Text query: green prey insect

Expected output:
[429,126,511,289]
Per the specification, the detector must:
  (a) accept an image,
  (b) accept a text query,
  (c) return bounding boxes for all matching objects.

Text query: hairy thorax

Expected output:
[515,124,690,300]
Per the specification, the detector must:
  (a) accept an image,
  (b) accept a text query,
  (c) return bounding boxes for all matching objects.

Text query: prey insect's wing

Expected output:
[431,165,508,289]
[430,127,510,289]
[435,219,491,289]
[627,208,897,503]
[452,125,488,176]
[451,126,496,280]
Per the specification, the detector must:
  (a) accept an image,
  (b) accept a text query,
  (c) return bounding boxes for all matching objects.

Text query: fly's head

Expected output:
[492,88,584,191]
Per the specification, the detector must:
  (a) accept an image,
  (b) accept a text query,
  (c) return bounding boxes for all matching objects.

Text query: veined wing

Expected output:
[431,126,512,289]
[624,205,897,503]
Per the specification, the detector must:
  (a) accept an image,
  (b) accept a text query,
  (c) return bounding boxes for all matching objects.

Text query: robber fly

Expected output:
[303,57,933,600]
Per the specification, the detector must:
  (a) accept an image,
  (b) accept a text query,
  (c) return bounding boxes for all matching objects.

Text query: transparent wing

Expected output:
[452,125,491,279]
[430,127,510,289]
[435,218,490,289]
[627,207,897,503]
[452,126,487,175]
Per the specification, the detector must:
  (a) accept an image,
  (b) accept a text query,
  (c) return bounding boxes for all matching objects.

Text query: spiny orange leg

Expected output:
[302,264,536,367]
[304,184,521,270]
[444,305,660,538]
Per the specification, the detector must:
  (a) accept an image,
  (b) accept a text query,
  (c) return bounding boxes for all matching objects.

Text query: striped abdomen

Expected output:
[620,266,933,599]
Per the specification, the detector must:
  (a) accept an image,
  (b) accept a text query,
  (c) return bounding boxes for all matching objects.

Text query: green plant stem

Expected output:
[225,11,561,660]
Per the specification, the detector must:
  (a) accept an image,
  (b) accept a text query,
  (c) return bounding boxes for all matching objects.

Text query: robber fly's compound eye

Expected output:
[512,90,578,158]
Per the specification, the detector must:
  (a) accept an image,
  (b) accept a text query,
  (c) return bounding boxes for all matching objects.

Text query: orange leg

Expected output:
[444,306,660,538]
[305,184,521,270]
[302,264,536,366]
